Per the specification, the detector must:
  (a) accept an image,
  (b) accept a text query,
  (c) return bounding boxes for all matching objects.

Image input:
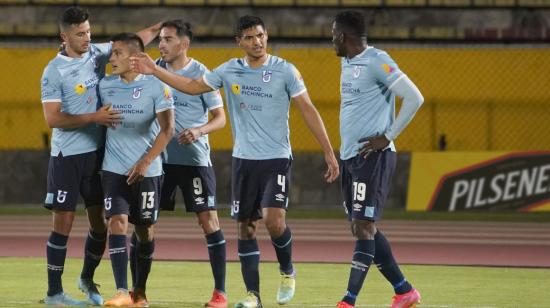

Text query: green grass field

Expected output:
[1,257,548,308]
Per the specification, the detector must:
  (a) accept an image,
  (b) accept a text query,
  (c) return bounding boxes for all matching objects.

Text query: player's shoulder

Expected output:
[182,59,209,78]
[44,54,69,71]
[224,57,243,68]
[367,46,395,63]
[99,74,118,86]
[267,55,294,69]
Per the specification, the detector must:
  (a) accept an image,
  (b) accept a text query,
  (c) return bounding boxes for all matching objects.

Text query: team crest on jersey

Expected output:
[74,83,86,95]
[353,66,362,78]
[231,84,241,95]
[262,70,272,83]
[132,87,143,99]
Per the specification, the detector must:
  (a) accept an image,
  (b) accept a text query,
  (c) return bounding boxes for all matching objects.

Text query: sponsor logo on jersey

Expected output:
[232,84,241,95]
[382,63,396,74]
[75,83,86,95]
[163,86,172,100]
[353,203,362,211]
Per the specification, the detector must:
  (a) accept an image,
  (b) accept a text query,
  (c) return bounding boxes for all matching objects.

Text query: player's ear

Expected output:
[182,37,190,50]
[60,31,67,43]
[235,36,241,46]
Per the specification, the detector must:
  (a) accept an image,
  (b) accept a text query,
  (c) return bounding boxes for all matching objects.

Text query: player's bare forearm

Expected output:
[43,103,121,129]
[129,110,174,185]
[294,93,339,182]
[143,109,175,164]
[153,65,210,95]
[201,107,226,135]
[43,103,95,129]
[294,95,335,155]
[136,22,162,46]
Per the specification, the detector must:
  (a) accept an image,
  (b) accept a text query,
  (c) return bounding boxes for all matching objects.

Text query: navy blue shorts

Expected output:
[340,150,396,221]
[102,171,162,226]
[231,157,291,221]
[160,164,217,213]
[44,150,103,211]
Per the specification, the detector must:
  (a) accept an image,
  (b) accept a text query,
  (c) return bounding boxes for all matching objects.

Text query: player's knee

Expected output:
[108,215,128,235]
[238,220,257,239]
[53,211,75,235]
[134,225,154,242]
[352,220,376,240]
[88,215,107,234]
[197,211,220,234]
[264,218,285,237]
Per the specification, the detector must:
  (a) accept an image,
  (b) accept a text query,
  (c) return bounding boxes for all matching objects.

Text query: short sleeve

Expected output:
[92,42,112,57]
[370,51,405,89]
[202,63,226,91]
[202,89,223,110]
[41,64,62,103]
[285,63,307,98]
[155,82,175,113]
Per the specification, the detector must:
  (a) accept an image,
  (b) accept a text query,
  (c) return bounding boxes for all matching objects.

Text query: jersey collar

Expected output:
[346,46,372,62]
[243,54,271,68]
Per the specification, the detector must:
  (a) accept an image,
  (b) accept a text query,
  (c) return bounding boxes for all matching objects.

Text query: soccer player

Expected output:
[131,15,339,308]
[40,7,161,306]
[137,20,228,308]
[98,33,175,307]
[331,11,424,308]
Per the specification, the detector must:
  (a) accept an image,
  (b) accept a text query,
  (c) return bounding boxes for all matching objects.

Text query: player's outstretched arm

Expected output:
[127,109,175,185]
[130,53,213,95]
[136,22,162,46]
[42,102,122,129]
[293,92,340,183]
[179,106,226,144]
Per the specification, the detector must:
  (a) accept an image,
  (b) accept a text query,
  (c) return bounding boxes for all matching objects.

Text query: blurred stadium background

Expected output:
[0,2,549,210]
[1,3,549,308]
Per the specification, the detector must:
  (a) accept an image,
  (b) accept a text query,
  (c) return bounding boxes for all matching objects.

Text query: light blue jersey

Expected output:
[99,74,174,177]
[157,59,223,167]
[203,55,306,160]
[41,43,112,156]
[339,47,403,160]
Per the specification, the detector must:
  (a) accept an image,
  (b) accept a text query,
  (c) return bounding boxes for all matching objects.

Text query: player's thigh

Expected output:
[340,159,355,221]
[44,154,81,212]
[102,171,132,220]
[349,151,396,221]
[181,166,217,213]
[159,164,182,211]
[259,158,292,210]
[80,150,104,209]
[231,158,262,221]
[129,175,162,226]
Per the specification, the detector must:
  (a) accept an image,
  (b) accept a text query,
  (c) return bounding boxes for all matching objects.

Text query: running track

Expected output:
[0,216,549,267]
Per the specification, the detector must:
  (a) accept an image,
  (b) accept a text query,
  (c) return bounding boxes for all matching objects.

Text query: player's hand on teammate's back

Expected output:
[178,128,202,144]
[127,158,151,185]
[94,105,122,128]
[358,135,390,159]
[324,152,340,183]
[130,52,156,75]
